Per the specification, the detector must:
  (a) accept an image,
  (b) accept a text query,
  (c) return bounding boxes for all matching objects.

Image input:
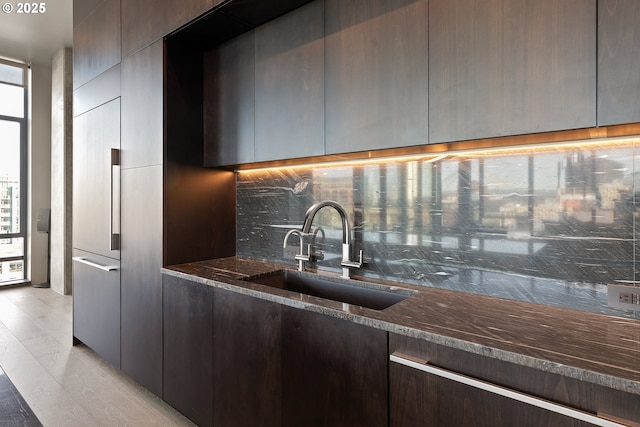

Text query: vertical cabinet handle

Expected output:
[110,148,120,250]
[390,352,628,427]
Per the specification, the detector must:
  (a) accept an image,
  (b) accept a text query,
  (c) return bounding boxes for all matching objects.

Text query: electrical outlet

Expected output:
[608,284,640,311]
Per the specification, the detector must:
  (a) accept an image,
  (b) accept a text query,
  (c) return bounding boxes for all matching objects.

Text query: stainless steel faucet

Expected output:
[301,200,363,279]
[283,229,308,272]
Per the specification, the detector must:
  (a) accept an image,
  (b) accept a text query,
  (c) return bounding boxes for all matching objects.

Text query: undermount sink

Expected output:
[242,270,415,310]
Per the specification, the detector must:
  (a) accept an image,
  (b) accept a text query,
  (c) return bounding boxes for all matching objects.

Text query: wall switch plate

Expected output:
[607,284,640,311]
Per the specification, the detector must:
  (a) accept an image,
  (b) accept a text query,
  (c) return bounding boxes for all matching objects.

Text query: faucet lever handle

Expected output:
[341,249,364,269]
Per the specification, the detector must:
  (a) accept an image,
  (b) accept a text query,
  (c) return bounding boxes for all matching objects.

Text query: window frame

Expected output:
[0,58,28,284]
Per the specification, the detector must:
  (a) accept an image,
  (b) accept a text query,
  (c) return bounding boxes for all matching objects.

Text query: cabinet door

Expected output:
[598,0,640,125]
[73,0,104,27]
[213,289,282,427]
[389,334,639,427]
[254,0,325,162]
[163,275,213,427]
[73,98,120,259]
[325,0,429,154]
[203,31,255,166]
[390,359,595,427]
[120,166,163,396]
[73,0,121,89]
[121,40,163,169]
[281,307,388,427]
[72,250,120,368]
[121,0,214,58]
[429,0,596,144]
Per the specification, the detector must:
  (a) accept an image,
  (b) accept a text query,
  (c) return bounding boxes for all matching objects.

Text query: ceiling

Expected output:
[0,0,73,66]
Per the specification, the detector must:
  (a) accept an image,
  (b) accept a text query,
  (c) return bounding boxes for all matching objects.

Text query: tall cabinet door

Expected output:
[72,98,121,260]
[120,40,164,397]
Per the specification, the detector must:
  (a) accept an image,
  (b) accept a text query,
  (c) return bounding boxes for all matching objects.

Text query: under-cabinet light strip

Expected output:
[390,352,627,427]
[236,135,640,173]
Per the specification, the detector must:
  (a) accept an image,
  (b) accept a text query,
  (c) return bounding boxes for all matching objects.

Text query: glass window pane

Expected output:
[0,83,25,118]
[0,63,24,85]
[0,237,23,257]
[0,258,24,282]
[0,120,21,234]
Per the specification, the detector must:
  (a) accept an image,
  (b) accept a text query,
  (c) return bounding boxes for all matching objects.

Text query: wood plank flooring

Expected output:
[0,285,196,427]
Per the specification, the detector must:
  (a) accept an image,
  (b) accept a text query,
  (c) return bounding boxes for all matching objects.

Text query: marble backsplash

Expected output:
[236,139,640,318]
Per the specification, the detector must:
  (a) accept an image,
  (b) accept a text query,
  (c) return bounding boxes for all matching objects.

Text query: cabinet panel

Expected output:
[72,250,120,368]
[121,40,163,169]
[598,0,640,125]
[389,333,640,427]
[73,0,104,28]
[281,307,388,427]
[120,166,163,396]
[429,0,596,144]
[203,31,255,167]
[213,289,282,427]
[73,64,120,117]
[254,0,325,162]
[390,361,595,427]
[72,98,120,259]
[325,0,429,154]
[163,275,213,427]
[73,0,121,89]
[121,0,213,58]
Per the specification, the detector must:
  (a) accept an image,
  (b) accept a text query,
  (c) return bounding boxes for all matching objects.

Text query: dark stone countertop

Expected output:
[162,256,640,396]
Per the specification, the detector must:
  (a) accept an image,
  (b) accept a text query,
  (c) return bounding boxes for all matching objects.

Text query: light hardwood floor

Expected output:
[0,285,196,427]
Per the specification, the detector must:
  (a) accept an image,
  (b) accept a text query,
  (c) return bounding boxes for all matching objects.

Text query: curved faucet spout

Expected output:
[283,229,303,248]
[301,200,362,278]
[301,200,351,246]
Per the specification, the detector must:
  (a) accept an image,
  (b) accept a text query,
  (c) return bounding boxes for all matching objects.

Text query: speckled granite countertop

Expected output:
[162,256,640,396]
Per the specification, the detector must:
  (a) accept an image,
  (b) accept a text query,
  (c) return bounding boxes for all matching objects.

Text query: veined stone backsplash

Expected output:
[236,139,640,319]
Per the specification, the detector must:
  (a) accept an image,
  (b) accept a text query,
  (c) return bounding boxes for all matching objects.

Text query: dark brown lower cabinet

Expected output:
[389,333,639,427]
[281,307,388,427]
[162,275,213,427]
[213,289,282,427]
[213,289,389,427]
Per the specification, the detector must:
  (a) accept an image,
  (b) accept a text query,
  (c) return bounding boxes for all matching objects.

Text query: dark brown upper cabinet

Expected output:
[254,0,325,162]
[121,40,164,169]
[429,0,596,144]
[598,0,640,126]
[325,0,429,154]
[73,0,121,89]
[203,31,256,167]
[121,0,214,58]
